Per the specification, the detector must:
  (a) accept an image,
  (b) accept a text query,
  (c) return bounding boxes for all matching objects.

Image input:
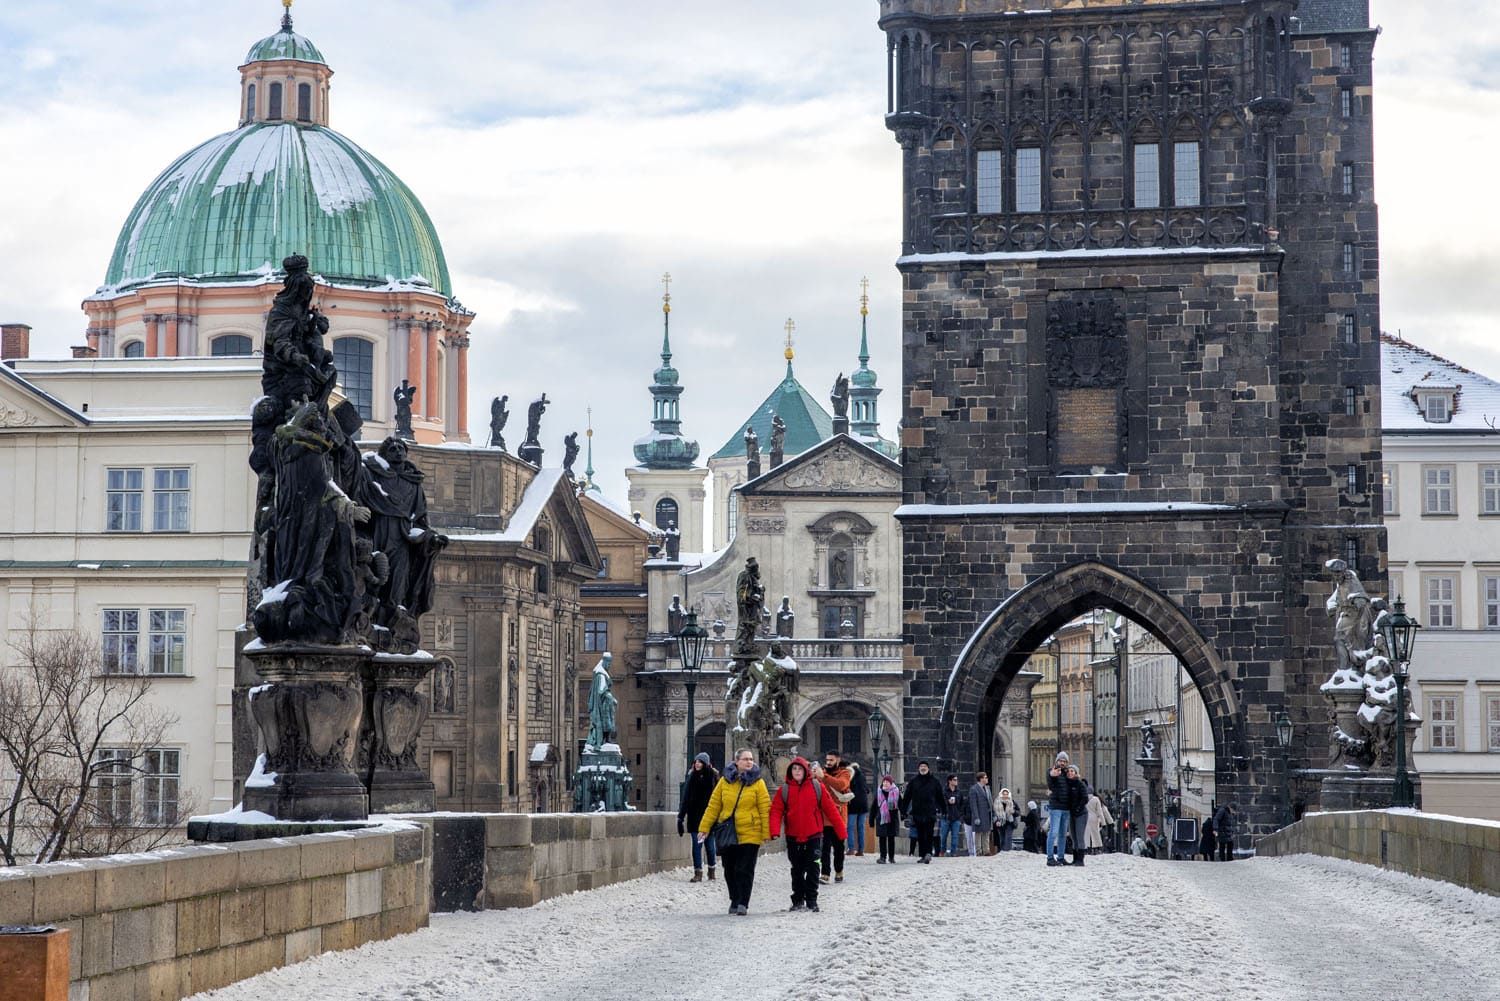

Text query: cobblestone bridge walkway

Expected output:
[190,851,1500,1001]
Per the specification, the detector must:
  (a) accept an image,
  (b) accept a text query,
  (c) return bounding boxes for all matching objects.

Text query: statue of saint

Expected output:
[393,381,417,441]
[489,395,509,451]
[1139,720,1159,760]
[735,557,766,655]
[667,595,685,636]
[775,597,795,639]
[260,254,335,413]
[525,394,549,447]
[586,653,618,748]
[769,414,786,468]
[744,427,761,479]
[357,437,449,646]
[831,372,850,419]
[1325,558,1372,676]
[563,432,580,479]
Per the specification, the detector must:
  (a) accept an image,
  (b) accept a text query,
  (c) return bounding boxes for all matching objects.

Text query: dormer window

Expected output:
[1419,392,1455,423]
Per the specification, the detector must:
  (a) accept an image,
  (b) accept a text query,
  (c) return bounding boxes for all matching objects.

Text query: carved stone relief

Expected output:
[781,443,901,492]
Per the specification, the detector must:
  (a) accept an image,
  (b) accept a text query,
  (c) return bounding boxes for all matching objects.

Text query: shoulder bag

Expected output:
[710,781,748,852]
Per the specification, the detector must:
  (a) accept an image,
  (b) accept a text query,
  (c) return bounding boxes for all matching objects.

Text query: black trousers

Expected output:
[1218,838,1233,861]
[788,836,821,905]
[914,818,936,858]
[878,833,896,861]
[820,826,846,875]
[719,843,760,907]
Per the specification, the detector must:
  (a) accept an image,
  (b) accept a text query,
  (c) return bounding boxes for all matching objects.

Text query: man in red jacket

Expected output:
[769,756,847,912]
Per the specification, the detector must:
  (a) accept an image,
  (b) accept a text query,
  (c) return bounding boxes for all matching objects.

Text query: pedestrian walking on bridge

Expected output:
[901,761,943,863]
[697,748,770,916]
[967,772,995,855]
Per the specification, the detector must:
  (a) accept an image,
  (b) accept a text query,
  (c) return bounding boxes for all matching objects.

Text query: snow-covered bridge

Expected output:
[188,851,1500,1001]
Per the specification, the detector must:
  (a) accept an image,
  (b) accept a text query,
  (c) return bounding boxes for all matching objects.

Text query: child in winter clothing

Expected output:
[770,756,847,912]
[873,774,902,863]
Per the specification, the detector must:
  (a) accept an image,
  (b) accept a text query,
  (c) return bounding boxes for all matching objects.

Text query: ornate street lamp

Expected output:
[1275,710,1295,826]
[867,705,886,775]
[677,609,709,774]
[1380,597,1421,809]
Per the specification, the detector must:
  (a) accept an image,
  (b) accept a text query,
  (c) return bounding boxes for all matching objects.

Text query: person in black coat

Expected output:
[1213,802,1237,861]
[1020,800,1042,853]
[1044,752,1076,865]
[677,753,720,881]
[1066,766,1090,867]
[1199,816,1216,861]
[900,761,944,863]
[846,762,870,857]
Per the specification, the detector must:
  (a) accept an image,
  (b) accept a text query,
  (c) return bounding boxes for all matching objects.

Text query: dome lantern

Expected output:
[240,1,333,128]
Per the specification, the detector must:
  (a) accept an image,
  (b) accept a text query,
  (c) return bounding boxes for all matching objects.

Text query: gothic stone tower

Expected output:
[880,0,1382,843]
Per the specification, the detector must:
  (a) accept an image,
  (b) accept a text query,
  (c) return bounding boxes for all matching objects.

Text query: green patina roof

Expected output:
[102,123,451,295]
[245,28,326,65]
[711,363,834,460]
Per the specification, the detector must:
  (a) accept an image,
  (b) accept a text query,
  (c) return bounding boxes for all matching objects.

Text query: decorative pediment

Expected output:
[747,436,901,496]
[0,367,88,429]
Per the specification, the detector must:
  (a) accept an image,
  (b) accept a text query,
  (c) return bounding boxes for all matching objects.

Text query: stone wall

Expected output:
[409,811,692,911]
[1256,810,1500,896]
[0,824,429,1001]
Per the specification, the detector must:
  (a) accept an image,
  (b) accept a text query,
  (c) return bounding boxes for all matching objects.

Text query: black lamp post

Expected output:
[867,706,886,780]
[677,609,709,774]
[1274,710,1295,825]
[1380,597,1421,809]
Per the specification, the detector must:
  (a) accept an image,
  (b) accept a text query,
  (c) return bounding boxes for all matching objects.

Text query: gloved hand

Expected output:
[677,817,685,836]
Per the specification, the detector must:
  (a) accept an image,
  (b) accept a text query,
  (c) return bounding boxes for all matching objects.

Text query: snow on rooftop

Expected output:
[448,468,566,544]
[896,501,1239,518]
[1381,333,1500,433]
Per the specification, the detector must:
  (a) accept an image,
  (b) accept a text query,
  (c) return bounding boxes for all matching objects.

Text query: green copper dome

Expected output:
[102,123,451,295]
[245,28,326,65]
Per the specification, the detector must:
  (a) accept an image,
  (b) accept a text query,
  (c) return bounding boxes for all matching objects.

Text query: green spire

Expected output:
[583,410,600,493]
[850,276,882,438]
[633,273,699,470]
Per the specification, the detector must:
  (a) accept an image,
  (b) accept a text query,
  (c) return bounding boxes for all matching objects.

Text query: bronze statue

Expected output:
[745,426,761,479]
[393,381,417,441]
[735,557,766,656]
[357,437,449,652]
[769,414,786,468]
[831,372,850,419]
[563,431,580,479]
[586,653,619,748]
[489,395,509,451]
[259,254,334,412]
[519,393,549,465]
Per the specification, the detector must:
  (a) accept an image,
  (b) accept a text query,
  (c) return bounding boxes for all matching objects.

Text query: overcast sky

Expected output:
[1,1,1496,513]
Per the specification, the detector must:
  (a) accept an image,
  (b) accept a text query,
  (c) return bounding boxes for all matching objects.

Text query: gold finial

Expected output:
[586,407,594,438]
[859,276,870,317]
[661,271,672,314]
[783,318,796,361]
[283,0,293,8]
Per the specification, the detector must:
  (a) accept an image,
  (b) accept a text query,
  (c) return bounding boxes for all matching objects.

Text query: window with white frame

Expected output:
[976,149,1003,214]
[94,748,134,824]
[152,468,191,531]
[106,468,144,532]
[1423,394,1450,423]
[1015,148,1042,212]
[1173,141,1200,206]
[141,748,180,826]
[101,609,139,673]
[1482,467,1500,514]
[1486,576,1500,629]
[1424,574,1457,628]
[1382,465,1397,515]
[1488,696,1500,751]
[1133,143,1161,208]
[1427,696,1458,750]
[1423,465,1455,514]
[147,609,187,675]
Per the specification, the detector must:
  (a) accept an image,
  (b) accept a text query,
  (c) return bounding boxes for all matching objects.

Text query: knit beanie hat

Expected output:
[695,752,712,767]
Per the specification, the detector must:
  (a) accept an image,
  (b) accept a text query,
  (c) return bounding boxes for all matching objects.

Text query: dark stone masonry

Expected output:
[878,0,1382,846]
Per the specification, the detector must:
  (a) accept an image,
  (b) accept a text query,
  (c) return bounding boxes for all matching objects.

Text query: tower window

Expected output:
[1015,148,1042,213]
[1342,242,1356,275]
[268,82,283,120]
[297,83,312,122]
[655,497,679,531]
[1339,43,1352,71]
[1133,143,1160,208]
[1341,164,1355,196]
[1344,386,1358,416]
[976,149,1002,214]
[332,337,374,419]
[1346,463,1361,494]
[1341,314,1357,346]
[1340,88,1353,118]
[1172,141,1200,207]
[246,83,256,121]
[1344,537,1359,566]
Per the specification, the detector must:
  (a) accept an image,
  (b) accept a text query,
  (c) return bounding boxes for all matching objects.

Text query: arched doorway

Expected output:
[801,700,874,773]
[694,722,726,771]
[936,562,1244,833]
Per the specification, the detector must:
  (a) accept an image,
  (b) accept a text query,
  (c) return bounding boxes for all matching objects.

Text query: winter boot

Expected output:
[691,869,703,883]
[708,866,716,881]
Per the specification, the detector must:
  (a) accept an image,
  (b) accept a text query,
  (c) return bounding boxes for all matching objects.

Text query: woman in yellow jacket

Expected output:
[697,747,771,915]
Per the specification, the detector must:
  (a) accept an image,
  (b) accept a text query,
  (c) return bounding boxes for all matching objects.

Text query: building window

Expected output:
[152,468,191,532]
[332,338,374,420]
[297,83,312,122]
[1133,143,1160,208]
[1339,42,1352,70]
[1382,465,1397,515]
[1172,141,1200,207]
[268,82,283,120]
[120,340,145,358]
[1424,575,1457,629]
[1485,577,1500,629]
[1015,148,1042,213]
[655,497,678,531]
[1343,386,1358,416]
[147,609,187,675]
[1341,163,1355,196]
[1423,465,1455,514]
[1428,696,1457,750]
[596,556,610,579]
[1342,242,1356,275]
[432,750,454,798]
[94,748,134,824]
[727,492,738,539]
[820,602,862,639]
[246,83,256,121]
[1341,314,1357,346]
[584,620,608,653]
[1343,537,1359,566]
[976,149,1002,214]
[210,334,254,356]
[1482,467,1500,515]
[101,609,139,674]
[1424,394,1451,423]
[106,468,144,532]
[1345,463,1360,494]
[1488,696,1500,751]
[1340,88,1353,118]
[141,748,180,826]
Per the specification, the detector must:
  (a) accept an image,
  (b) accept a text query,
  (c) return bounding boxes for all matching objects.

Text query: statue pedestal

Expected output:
[573,743,633,812]
[359,653,438,814]
[244,643,369,822]
[517,442,543,466]
[1316,769,1424,811]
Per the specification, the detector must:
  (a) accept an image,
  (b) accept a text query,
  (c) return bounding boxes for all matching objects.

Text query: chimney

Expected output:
[1,323,31,361]
[71,345,99,359]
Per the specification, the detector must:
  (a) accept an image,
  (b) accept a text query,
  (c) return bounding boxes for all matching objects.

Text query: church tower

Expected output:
[626,275,707,552]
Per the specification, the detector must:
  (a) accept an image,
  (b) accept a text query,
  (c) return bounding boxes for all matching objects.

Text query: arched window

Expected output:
[332,337,374,419]
[121,341,144,358]
[210,334,253,357]
[267,82,282,120]
[297,83,312,122]
[655,497,678,532]
[245,83,256,121]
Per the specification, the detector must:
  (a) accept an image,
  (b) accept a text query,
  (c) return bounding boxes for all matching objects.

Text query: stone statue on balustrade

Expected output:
[563,431,580,480]
[734,557,766,657]
[769,414,786,468]
[488,395,509,451]
[356,437,449,654]
[393,381,417,441]
[744,426,761,479]
[830,372,850,420]
[776,597,795,639]
[518,393,548,465]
